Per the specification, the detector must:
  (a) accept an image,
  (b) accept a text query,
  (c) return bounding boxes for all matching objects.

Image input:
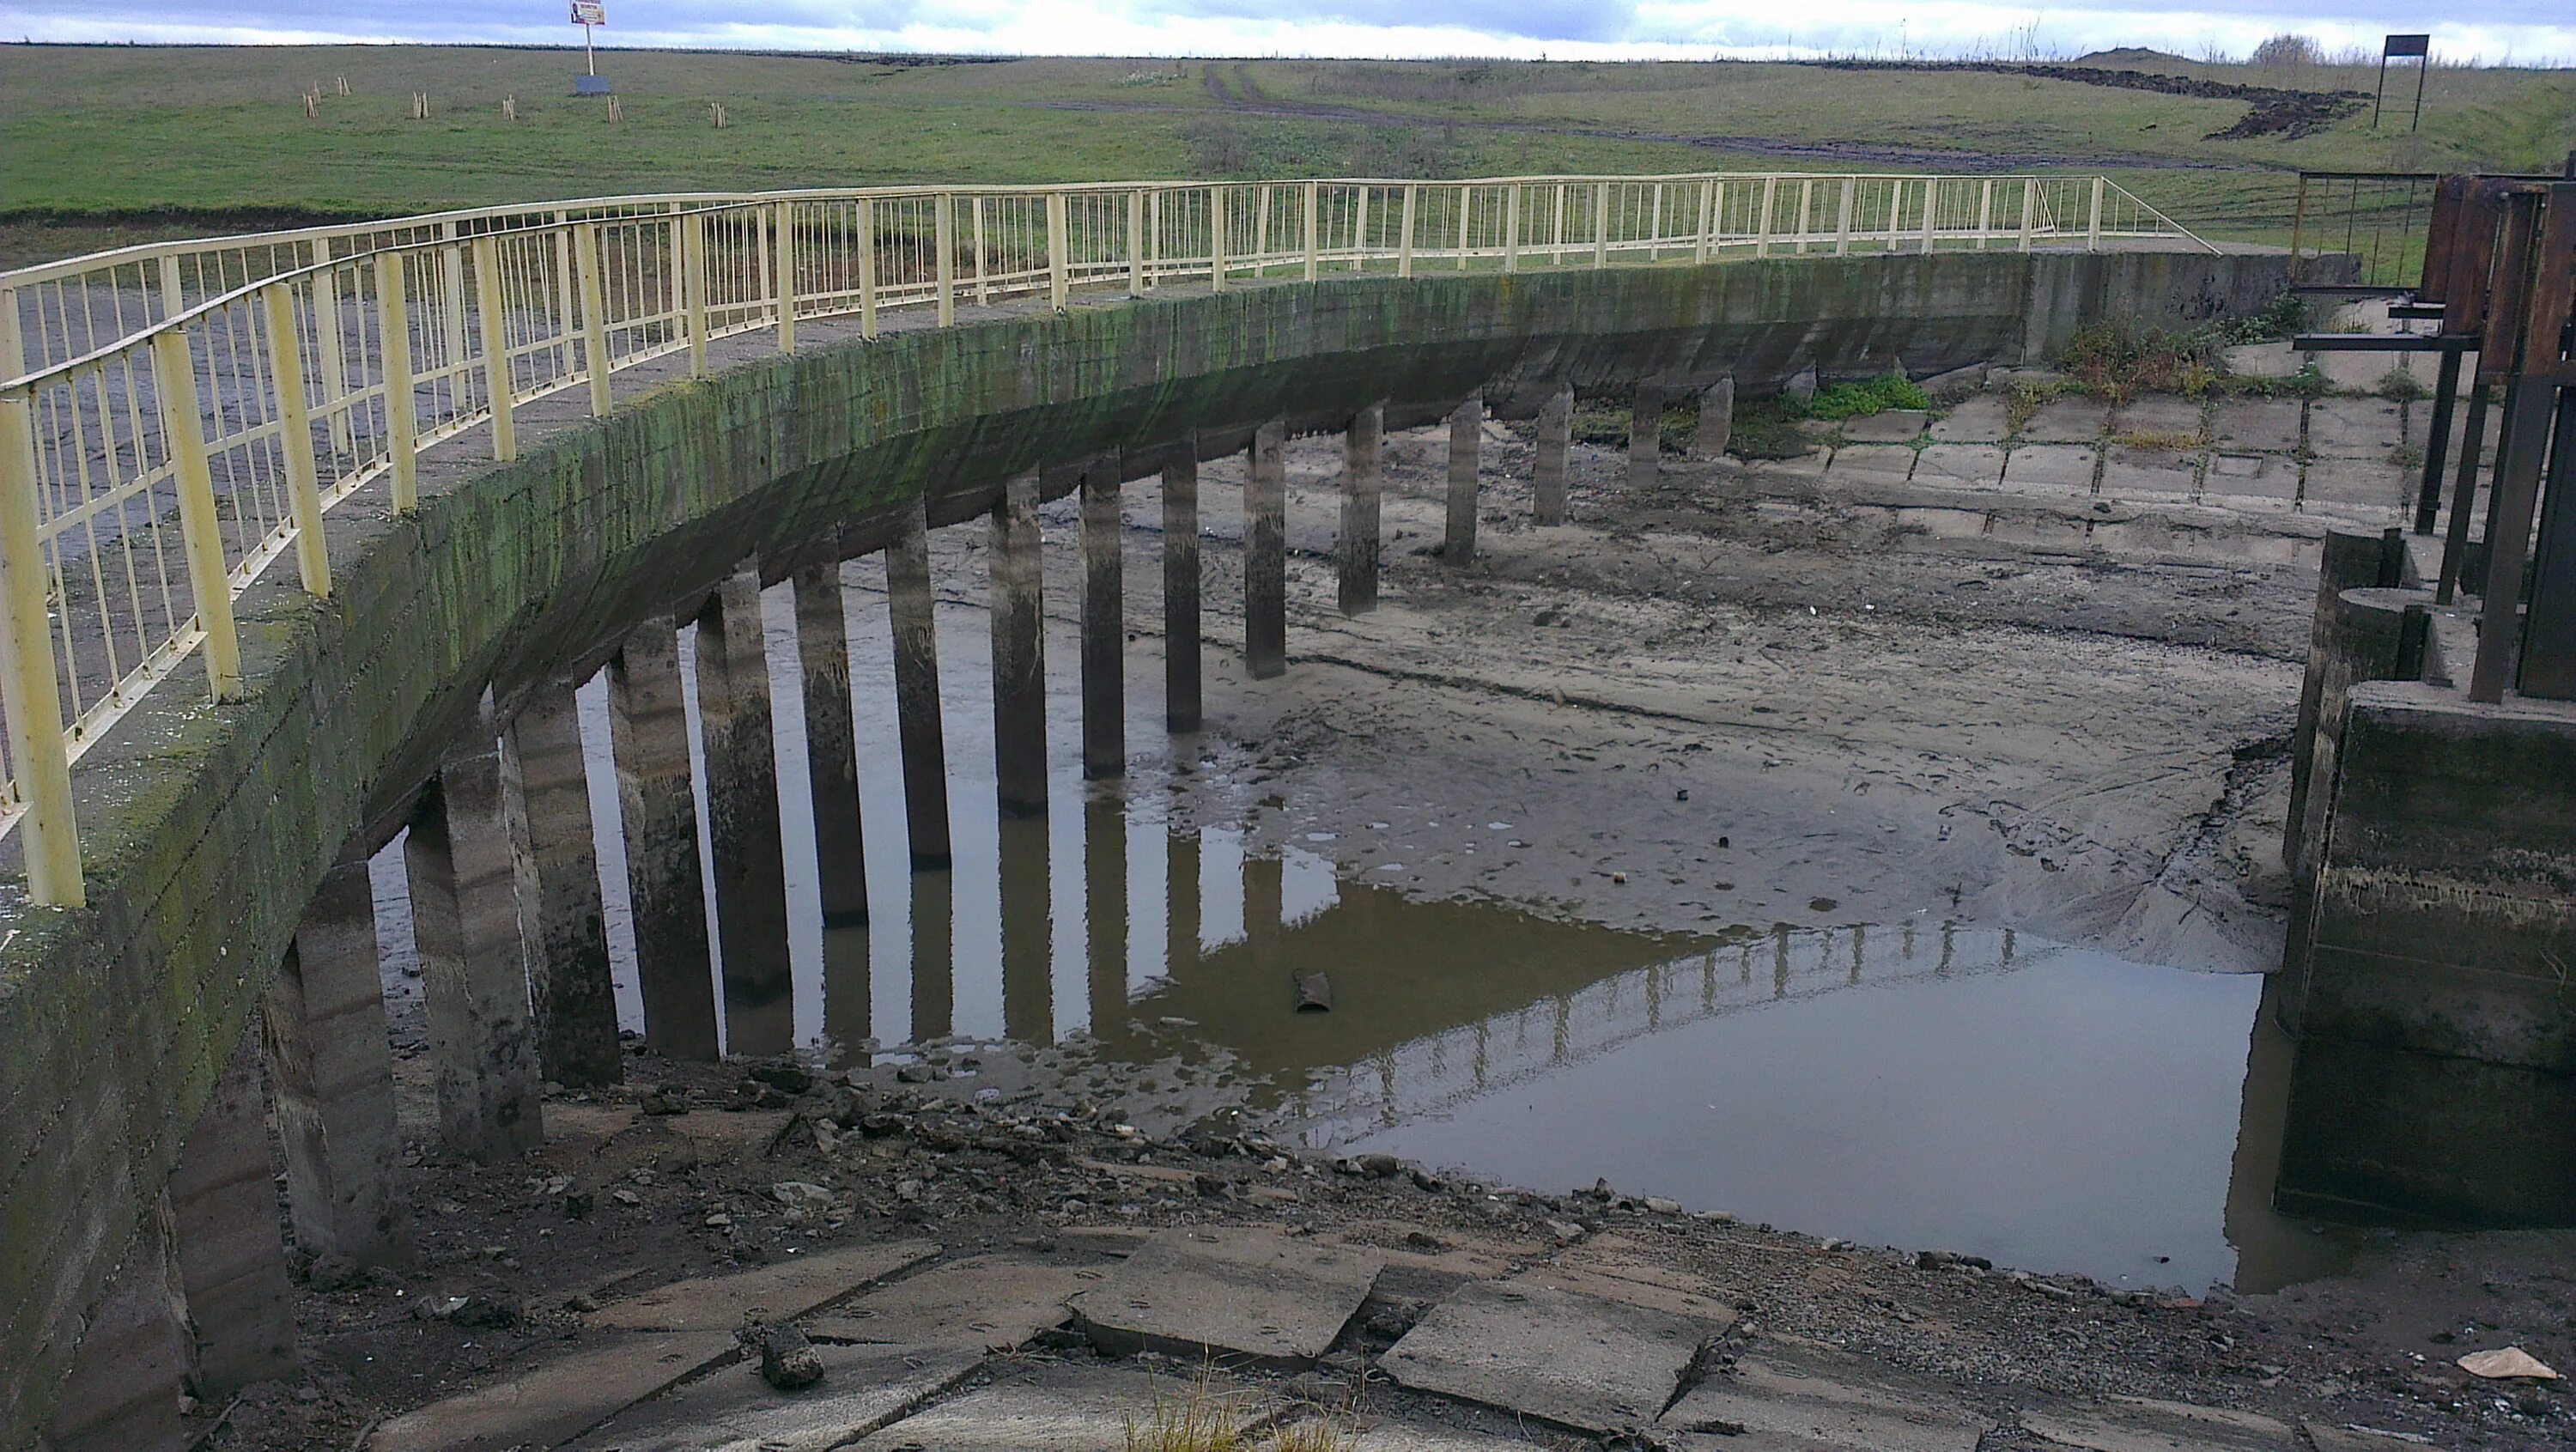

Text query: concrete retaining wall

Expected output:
[0,246,2289,1442]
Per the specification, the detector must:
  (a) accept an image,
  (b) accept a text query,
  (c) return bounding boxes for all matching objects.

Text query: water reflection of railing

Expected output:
[1297,920,2040,1136]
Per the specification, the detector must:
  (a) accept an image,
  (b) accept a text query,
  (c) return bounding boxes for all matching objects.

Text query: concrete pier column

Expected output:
[1244,418,1289,679]
[991,470,1049,817]
[1163,450,1202,732]
[1079,456,1126,780]
[1445,397,1481,565]
[167,1030,296,1397]
[793,561,869,924]
[1696,376,1735,459]
[1628,385,1664,491]
[886,500,954,866]
[407,718,545,1161]
[262,858,409,1266]
[605,620,720,1061]
[998,812,1053,1044]
[1340,404,1383,616]
[47,1212,189,1452]
[500,680,621,1089]
[1534,385,1573,525]
[909,866,954,1041]
[1085,791,1129,1034]
[696,570,794,1058]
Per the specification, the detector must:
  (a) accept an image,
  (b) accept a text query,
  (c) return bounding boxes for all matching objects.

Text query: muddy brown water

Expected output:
[366,573,2355,1298]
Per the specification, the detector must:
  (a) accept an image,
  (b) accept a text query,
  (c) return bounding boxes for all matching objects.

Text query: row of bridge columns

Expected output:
[49,377,1736,1450]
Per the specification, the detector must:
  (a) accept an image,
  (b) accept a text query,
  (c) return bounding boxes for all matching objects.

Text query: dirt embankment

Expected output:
[1808,60,2369,140]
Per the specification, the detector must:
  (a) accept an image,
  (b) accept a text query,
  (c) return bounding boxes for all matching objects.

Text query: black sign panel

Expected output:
[2385,33,2432,58]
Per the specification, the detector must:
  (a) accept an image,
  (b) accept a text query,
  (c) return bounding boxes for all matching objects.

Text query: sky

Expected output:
[11,2,2573,68]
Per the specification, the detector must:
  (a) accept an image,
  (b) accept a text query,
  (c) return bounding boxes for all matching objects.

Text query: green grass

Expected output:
[3,42,2570,269]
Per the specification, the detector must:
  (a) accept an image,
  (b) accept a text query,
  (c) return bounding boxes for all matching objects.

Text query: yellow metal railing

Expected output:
[0,173,2210,904]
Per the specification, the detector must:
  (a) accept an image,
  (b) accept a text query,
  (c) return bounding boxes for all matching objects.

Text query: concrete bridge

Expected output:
[0,175,2286,1448]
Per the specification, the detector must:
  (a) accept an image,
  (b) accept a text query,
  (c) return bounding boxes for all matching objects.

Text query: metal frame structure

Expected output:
[0,171,2208,905]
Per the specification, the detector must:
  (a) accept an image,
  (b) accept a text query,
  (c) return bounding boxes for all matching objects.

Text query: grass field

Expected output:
[3,42,2571,269]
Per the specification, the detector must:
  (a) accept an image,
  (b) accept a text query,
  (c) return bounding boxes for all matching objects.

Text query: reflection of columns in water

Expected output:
[1473,1020,1489,1088]
[1937,921,1956,975]
[606,620,720,1060]
[1739,942,1753,987]
[1079,455,1126,780]
[500,678,621,1088]
[910,865,954,1042]
[1552,994,1571,1063]
[1166,825,1202,981]
[1772,923,1792,999]
[2002,927,2015,967]
[822,923,871,1058]
[793,562,869,925]
[1162,451,1202,732]
[1645,959,1662,1030]
[999,811,1054,1044]
[1850,923,1865,983]
[696,570,793,1058]
[1085,792,1130,1035]
[990,470,1048,818]
[1243,852,1284,985]
[887,500,954,866]
[1702,949,1718,1012]
[1902,917,1917,961]
[1243,418,1288,679]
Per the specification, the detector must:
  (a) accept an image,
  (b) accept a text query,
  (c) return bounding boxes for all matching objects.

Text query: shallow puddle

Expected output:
[371,567,2352,1295]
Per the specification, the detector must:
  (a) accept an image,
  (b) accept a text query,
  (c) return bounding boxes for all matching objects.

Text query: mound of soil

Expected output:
[1811,59,2368,140]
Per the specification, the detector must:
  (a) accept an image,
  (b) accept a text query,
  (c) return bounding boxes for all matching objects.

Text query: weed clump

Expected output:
[2057,322,2225,402]
[1808,374,1930,420]
[2378,367,2428,402]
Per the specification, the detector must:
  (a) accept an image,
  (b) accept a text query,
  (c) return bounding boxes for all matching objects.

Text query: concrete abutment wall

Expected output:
[0,248,2288,1443]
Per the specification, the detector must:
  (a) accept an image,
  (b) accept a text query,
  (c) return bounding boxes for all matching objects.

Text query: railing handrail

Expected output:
[0,170,2213,906]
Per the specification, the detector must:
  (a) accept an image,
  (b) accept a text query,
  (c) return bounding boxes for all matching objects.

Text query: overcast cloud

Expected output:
[12,1,2573,65]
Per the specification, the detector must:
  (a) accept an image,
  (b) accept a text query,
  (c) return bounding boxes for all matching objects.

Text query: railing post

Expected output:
[1504,183,1522,273]
[1976,178,1996,251]
[1922,178,1941,253]
[158,253,185,324]
[682,212,708,376]
[2288,174,2311,284]
[858,197,879,339]
[259,282,331,598]
[1592,181,1609,268]
[2087,176,2105,252]
[934,192,956,326]
[1757,177,1777,258]
[310,240,354,456]
[1303,180,1320,282]
[1398,185,1417,278]
[1834,177,1856,257]
[2019,179,2038,252]
[150,327,243,702]
[0,390,81,907]
[1352,186,1370,272]
[1209,186,1228,291]
[1048,191,1070,311]
[375,252,417,512]
[574,225,612,417]
[1455,184,1473,272]
[1128,189,1146,297]
[0,286,22,380]
[774,202,797,353]
[439,225,469,404]
[1696,179,1716,263]
[470,234,516,460]
[1795,178,1814,255]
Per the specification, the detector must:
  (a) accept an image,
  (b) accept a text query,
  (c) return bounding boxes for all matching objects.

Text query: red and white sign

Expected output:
[570,2,605,25]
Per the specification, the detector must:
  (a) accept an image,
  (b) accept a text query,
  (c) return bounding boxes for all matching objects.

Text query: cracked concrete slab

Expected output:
[2099,447,2201,503]
[1381,1273,1728,1433]
[2000,444,2097,496]
[591,1241,942,1333]
[1070,1227,1382,1367]
[567,1342,983,1452]
[2210,399,2301,453]
[2302,459,2409,513]
[847,1362,1275,1452]
[2111,395,2205,439]
[2023,396,2109,442]
[1825,446,1917,483]
[1840,410,1928,443]
[805,1251,1099,1352]
[1658,1351,1988,1451]
[2308,398,2406,458]
[369,1331,738,1452]
[2021,1397,2299,1451]
[2203,453,2298,508]
[1929,395,2009,441]
[1910,445,2005,489]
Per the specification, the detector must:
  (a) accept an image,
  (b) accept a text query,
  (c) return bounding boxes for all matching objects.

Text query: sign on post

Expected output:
[571,1,611,94]
[2378,33,2431,132]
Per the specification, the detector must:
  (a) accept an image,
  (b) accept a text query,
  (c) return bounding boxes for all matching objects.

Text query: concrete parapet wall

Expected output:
[0,246,2291,1442]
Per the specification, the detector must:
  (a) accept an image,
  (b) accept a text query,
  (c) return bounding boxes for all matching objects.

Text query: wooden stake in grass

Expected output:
[503,95,517,121]
[605,95,623,123]
[410,92,429,121]
[709,102,727,129]
[336,76,349,96]
[302,90,318,118]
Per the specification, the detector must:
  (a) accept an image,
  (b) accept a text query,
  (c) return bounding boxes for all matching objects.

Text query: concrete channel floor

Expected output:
[371,1226,2442,1452]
